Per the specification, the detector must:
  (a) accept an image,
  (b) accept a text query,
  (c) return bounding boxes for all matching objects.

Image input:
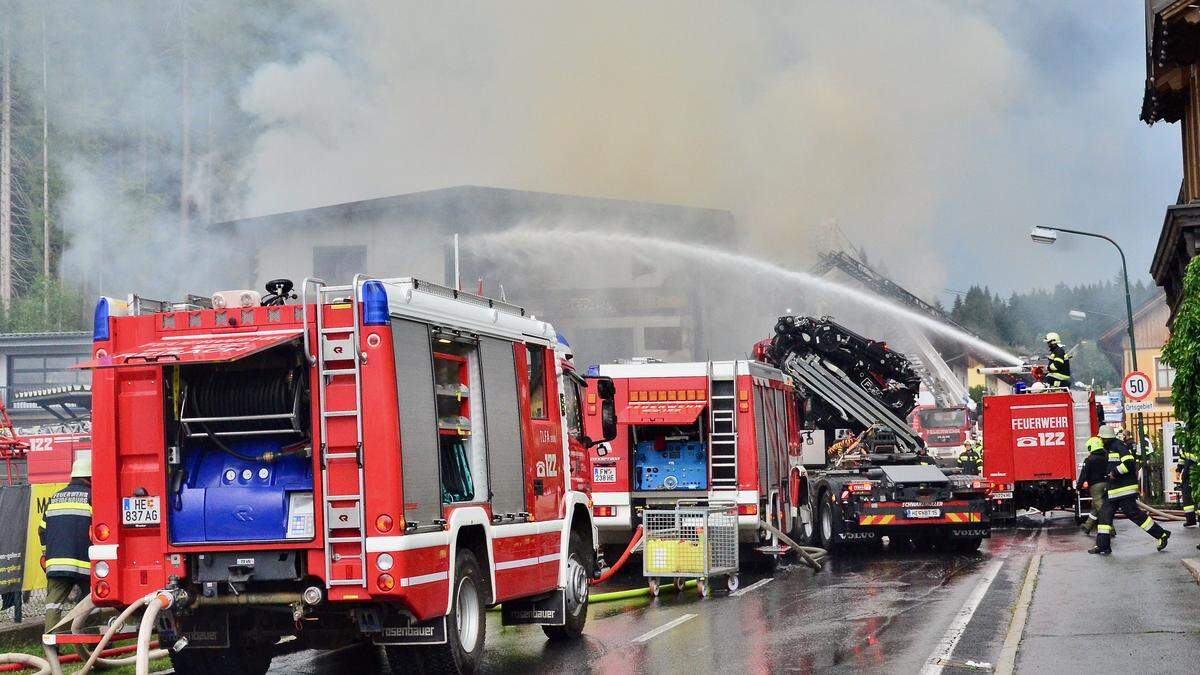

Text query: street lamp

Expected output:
[1068,309,1087,321]
[1031,226,1150,493]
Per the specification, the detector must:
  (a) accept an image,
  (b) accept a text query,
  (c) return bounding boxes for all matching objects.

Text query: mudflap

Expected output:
[168,611,230,649]
[372,614,448,646]
[500,590,566,627]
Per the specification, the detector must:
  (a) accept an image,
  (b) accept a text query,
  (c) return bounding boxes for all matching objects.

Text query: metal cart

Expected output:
[642,501,739,597]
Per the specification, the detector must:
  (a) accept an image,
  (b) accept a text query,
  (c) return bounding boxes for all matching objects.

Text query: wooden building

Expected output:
[1143,1,1200,322]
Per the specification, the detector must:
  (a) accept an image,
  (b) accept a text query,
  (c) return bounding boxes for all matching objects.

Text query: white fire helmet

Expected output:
[1045,332,1060,344]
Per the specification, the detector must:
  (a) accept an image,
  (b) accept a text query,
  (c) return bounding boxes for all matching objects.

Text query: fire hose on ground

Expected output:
[0,590,171,675]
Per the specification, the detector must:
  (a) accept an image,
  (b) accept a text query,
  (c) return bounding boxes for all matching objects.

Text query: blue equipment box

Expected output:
[634,440,707,491]
[170,439,314,544]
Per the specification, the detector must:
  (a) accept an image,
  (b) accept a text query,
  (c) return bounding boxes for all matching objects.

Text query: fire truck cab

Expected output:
[583,359,810,558]
[908,405,972,464]
[81,277,616,675]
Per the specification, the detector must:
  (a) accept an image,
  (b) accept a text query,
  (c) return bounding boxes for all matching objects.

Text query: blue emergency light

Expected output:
[92,298,112,342]
[361,280,389,326]
[587,364,600,376]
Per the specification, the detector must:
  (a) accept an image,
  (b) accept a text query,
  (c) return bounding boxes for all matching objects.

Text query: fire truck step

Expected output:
[321,368,356,376]
[322,410,358,418]
[320,327,351,334]
[326,536,364,543]
[323,452,360,460]
[327,578,366,587]
[710,395,736,400]
[324,494,363,501]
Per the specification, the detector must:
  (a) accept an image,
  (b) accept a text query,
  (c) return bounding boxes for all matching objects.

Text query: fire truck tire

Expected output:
[167,617,272,675]
[818,490,844,553]
[543,531,590,641]
[405,548,486,674]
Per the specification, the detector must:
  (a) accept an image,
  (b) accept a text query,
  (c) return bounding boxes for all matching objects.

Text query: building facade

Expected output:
[214,185,738,366]
[0,332,92,427]
[1098,294,1175,417]
[1143,1,1200,322]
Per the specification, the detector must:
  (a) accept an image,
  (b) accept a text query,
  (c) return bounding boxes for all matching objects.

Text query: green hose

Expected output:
[588,579,696,603]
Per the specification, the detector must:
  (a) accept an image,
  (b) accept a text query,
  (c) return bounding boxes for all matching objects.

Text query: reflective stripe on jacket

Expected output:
[1104,438,1138,501]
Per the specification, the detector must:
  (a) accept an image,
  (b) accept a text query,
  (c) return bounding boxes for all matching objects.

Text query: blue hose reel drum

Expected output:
[170,438,314,544]
[634,440,707,491]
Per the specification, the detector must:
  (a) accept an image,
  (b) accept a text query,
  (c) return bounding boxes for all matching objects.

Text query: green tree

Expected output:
[1162,256,1200,492]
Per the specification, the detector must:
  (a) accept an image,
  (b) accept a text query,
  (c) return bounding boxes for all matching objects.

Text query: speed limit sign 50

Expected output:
[1122,371,1151,402]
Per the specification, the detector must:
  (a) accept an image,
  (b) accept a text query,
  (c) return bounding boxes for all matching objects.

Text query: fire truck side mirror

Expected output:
[587,376,618,444]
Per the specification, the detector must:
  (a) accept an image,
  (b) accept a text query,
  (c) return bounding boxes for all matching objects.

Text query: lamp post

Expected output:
[1031,226,1150,494]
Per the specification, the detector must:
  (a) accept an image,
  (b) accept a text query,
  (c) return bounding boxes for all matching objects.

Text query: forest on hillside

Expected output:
[946,278,1159,389]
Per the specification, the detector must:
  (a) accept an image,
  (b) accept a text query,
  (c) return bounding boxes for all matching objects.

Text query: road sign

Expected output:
[1122,371,1152,402]
[1124,401,1154,414]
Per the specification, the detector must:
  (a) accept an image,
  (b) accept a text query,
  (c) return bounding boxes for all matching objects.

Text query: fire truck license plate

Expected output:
[122,496,160,527]
[593,467,616,483]
[991,492,1013,500]
[905,508,941,519]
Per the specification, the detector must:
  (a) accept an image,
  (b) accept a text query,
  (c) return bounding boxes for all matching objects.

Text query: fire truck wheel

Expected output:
[412,548,486,674]
[819,491,844,553]
[543,531,590,641]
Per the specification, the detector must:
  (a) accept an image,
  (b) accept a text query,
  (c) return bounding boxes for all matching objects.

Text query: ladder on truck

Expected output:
[708,363,738,491]
[303,276,369,588]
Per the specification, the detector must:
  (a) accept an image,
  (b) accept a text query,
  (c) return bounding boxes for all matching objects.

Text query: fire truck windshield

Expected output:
[918,408,967,429]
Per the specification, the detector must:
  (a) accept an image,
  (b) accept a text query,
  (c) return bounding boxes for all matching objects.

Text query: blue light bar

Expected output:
[587,364,600,376]
[93,298,111,342]
[361,280,389,326]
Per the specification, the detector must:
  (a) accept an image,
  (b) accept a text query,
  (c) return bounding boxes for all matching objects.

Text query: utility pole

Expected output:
[179,0,191,235]
[1,16,12,312]
[41,10,49,317]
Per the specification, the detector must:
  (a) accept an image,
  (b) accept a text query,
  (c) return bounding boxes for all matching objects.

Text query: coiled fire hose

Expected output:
[0,590,171,675]
[758,519,827,571]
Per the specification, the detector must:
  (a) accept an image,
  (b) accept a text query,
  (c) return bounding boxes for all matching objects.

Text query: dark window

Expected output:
[562,377,584,438]
[313,245,367,284]
[527,344,548,419]
[643,326,683,352]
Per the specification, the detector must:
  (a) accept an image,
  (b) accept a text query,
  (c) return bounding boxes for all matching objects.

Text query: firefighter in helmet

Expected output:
[1090,426,1170,555]
[914,437,936,465]
[1078,432,1110,535]
[1043,332,1071,389]
[957,439,982,475]
[39,452,92,631]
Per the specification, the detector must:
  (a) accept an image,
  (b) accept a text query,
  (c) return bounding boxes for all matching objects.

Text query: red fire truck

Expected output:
[79,277,616,675]
[908,404,972,464]
[583,359,810,558]
[982,388,1099,522]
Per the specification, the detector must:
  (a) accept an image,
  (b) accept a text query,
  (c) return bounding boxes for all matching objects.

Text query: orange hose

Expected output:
[590,525,643,586]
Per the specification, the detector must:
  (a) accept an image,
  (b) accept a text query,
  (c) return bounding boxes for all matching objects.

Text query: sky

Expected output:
[229,1,1180,304]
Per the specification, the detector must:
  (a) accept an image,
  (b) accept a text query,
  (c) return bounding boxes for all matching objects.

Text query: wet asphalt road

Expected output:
[264,518,1200,674]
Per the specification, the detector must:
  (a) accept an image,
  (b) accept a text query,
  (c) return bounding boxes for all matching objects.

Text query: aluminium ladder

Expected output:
[708,364,738,491]
[303,276,370,588]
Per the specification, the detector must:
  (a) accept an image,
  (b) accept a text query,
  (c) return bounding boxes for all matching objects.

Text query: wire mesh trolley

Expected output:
[642,501,739,597]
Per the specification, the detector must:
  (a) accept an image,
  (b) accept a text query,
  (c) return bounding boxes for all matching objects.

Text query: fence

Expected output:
[1127,410,1176,502]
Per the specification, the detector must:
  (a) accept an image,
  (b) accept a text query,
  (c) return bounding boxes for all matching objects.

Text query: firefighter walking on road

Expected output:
[1090,427,1170,555]
[1180,441,1197,528]
[39,452,92,631]
[957,439,982,475]
[1078,433,1109,535]
[1043,332,1071,389]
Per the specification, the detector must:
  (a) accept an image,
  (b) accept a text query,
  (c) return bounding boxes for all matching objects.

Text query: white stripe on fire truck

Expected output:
[89,545,117,561]
[399,571,450,588]
[491,519,564,538]
[365,532,449,552]
[1009,404,1067,411]
[495,553,561,571]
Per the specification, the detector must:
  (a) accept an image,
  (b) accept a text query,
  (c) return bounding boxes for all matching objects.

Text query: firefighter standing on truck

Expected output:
[39,452,92,631]
[1180,440,1197,528]
[1043,332,1071,388]
[1078,433,1110,536]
[1090,426,1170,555]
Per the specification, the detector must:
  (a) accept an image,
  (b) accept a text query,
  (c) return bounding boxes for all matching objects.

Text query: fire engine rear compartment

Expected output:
[165,341,317,545]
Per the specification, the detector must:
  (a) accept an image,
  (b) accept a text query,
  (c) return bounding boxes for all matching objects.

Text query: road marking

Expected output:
[995,528,1047,675]
[918,558,1006,675]
[730,578,773,597]
[632,613,697,643]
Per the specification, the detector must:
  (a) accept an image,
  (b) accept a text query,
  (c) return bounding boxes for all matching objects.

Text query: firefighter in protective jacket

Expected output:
[1043,332,1071,388]
[957,439,982,475]
[1180,441,1197,528]
[1090,427,1169,555]
[39,452,92,631]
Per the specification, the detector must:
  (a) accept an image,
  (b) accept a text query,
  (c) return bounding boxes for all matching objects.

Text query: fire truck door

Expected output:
[391,319,442,530]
